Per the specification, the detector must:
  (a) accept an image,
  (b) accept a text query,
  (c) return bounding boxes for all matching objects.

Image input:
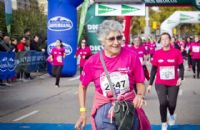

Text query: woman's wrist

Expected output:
[80,107,87,113]
[136,93,144,99]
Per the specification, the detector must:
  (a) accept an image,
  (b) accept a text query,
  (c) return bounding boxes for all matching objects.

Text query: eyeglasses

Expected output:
[106,35,123,42]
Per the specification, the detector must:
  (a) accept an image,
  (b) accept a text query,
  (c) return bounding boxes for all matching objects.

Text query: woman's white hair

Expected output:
[96,20,123,41]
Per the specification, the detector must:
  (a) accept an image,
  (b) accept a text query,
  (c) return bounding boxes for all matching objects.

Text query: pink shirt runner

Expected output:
[76,47,92,67]
[151,48,183,86]
[80,47,145,95]
[80,47,150,130]
[189,42,200,59]
[148,42,156,55]
[132,45,147,64]
[51,47,65,66]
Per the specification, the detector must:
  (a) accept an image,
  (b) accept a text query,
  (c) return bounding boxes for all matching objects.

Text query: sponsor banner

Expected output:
[86,4,107,54]
[194,0,200,10]
[0,52,15,80]
[145,0,200,10]
[77,0,90,43]
[47,42,73,56]
[145,0,191,6]
[160,11,200,35]
[95,3,145,16]
[4,0,12,34]
[15,51,46,73]
[48,16,73,32]
[179,12,200,23]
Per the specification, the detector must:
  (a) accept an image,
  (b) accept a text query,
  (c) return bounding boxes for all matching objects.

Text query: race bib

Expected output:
[192,46,200,53]
[160,66,175,80]
[100,71,130,97]
[57,56,62,63]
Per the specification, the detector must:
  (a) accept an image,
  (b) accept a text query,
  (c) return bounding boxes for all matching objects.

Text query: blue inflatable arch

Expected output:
[47,0,83,76]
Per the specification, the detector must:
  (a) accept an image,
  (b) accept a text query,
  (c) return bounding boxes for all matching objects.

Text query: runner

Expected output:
[189,34,200,78]
[148,38,156,58]
[75,38,92,74]
[75,20,151,130]
[147,32,184,130]
[132,36,150,81]
[184,36,192,71]
[48,39,66,88]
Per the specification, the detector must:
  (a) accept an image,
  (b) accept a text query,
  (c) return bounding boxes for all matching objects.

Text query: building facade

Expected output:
[0,0,47,14]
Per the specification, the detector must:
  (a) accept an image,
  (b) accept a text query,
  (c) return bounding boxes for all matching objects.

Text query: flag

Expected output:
[78,0,90,44]
[4,0,12,34]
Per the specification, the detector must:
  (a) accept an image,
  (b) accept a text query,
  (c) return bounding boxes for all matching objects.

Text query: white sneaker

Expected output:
[161,123,168,130]
[168,114,176,126]
[55,85,59,88]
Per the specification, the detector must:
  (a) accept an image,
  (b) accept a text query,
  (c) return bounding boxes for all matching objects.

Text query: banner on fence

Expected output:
[15,51,46,73]
[0,52,15,80]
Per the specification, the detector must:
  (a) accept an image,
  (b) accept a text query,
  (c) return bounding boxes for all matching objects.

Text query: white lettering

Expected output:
[156,0,177,3]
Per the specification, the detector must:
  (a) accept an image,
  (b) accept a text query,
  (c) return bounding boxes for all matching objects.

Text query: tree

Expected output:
[0,2,46,39]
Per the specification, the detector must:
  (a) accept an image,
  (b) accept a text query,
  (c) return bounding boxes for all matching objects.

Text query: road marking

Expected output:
[13,110,39,122]
[68,75,80,81]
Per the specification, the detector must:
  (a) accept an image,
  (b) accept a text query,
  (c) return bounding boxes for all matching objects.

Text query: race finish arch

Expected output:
[47,0,200,76]
[47,0,83,76]
[160,11,200,36]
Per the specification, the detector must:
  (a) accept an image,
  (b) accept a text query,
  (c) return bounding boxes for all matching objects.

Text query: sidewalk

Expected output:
[0,72,49,88]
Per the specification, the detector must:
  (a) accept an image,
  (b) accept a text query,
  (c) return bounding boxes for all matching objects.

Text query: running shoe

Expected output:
[168,114,176,126]
[161,123,168,130]
[55,85,59,88]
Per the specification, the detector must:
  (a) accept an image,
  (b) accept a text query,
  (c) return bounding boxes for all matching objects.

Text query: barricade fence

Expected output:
[0,51,47,80]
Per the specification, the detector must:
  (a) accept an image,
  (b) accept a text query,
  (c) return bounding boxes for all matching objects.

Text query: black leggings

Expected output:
[52,65,63,86]
[192,59,200,77]
[155,84,179,122]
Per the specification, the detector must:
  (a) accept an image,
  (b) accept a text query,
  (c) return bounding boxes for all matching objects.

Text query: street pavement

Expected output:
[0,66,200,128]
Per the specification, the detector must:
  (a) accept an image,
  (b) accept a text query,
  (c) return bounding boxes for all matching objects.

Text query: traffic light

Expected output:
[94,0,144,4]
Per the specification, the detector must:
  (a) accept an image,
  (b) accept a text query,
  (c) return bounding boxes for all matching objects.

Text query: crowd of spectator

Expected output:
[0,29,47,86]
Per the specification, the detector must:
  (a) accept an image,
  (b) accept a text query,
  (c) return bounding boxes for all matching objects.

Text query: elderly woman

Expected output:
[75,20,151,130]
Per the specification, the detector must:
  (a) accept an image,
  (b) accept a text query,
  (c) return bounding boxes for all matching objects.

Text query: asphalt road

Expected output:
[0,68,200,125]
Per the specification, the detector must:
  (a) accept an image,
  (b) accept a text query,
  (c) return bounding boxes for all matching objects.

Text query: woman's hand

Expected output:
[176,78,182,86]
[133,94,145,108]
[75,112,87,130]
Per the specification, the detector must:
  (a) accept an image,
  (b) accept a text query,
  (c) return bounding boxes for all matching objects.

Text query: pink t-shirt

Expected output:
[80,47,145,97]
[132,45,147,64]
[51,47,65,66]
[143,42,149,54]
[148,42,156,55]
[121,44,132,49]
[76,47,92,67]
[189,42,200,59]
[151,48,183,86]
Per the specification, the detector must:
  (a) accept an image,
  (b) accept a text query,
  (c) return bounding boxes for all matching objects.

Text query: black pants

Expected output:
[187,53,192,67]
[52,65,63,86]
[155,84,179,122]
[80,67,83,75]
[192,59,200,77]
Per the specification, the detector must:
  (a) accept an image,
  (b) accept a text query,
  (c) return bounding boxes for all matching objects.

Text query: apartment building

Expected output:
[0,0,47,14]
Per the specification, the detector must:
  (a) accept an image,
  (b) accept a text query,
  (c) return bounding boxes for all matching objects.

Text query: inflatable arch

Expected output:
[160,11,200,36]
[47,0,83,76]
